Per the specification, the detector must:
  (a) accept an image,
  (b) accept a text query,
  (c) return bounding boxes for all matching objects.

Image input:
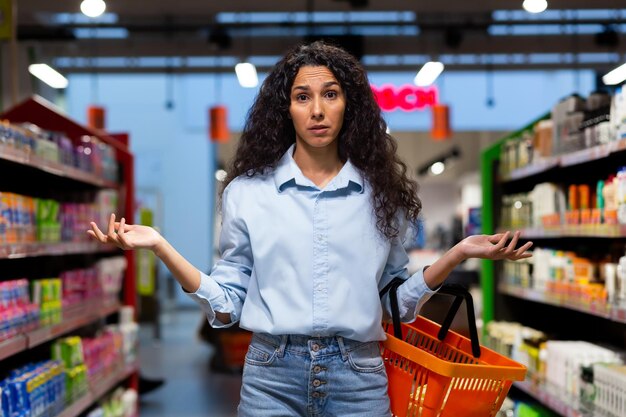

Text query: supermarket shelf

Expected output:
[514,379,588,417]
[57,394,93,417]
[0,241,119,259]
[0,143,119,188]
[58,363,138,417]
[497,225,626,239]
[29,300,121,348]
[501,138,626,182]
[498,284,626,323]
[0,334,28,361]
[0,300,121,360]
[91,363,138,401]
[501,158,559,181]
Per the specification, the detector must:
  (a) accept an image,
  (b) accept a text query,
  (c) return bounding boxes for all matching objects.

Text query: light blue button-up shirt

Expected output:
[187,144,436,342]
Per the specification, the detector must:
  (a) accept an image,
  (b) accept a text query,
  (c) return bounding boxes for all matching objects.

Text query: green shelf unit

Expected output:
[479,113,550,326]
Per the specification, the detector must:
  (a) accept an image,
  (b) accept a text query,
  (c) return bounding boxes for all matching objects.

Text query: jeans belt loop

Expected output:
[336,336,349,361]
[277,335,288,358]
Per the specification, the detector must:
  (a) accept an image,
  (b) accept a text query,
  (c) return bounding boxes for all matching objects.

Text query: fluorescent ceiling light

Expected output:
[603,62,626,85]
[430,162,445,176]
[414,62,444,87]
[28,64,69,89]
[235,62,259,88]
[522,0,548,14]
[80,0,106,18]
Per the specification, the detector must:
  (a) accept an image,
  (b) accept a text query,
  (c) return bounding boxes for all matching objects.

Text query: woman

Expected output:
[89,42,531,417]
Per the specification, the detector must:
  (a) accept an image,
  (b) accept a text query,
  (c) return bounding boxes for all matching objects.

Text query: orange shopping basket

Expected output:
[379,282,527,417]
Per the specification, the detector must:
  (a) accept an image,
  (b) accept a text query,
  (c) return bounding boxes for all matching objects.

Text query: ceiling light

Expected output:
[602,62,626,85]
[235,62,258,88]
[430,161,445,176]
[215,169,227,182]
[28,64,69,89]
[414,62,444,87]
[80,0,106,18]
[522,0,548,14]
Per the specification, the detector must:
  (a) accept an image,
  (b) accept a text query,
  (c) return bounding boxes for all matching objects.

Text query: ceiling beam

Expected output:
[54,62,614,74]
[35,34,625,59]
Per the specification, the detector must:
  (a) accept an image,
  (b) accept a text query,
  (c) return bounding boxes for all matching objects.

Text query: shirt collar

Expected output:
[273,144,364,193]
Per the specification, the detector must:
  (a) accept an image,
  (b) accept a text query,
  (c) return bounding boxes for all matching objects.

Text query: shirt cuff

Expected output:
[183,271,234,328]
[398,265,438,321]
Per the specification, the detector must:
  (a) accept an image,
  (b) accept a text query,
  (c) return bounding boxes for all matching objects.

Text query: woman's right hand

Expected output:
[87,213,163,251]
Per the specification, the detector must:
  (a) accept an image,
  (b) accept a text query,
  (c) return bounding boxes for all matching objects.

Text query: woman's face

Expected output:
[289,65,346,150]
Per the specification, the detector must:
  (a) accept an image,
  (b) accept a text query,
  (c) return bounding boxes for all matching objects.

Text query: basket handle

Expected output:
[436,284,481,358]
[380,280,481,358]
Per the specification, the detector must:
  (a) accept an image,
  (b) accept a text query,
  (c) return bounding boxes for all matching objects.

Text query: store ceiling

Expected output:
[19,0,626,73]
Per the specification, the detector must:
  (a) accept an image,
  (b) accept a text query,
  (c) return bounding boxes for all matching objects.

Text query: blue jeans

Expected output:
[238,333,391,417]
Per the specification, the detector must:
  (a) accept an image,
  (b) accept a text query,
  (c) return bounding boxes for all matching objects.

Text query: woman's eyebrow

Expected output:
[292,81,340,92]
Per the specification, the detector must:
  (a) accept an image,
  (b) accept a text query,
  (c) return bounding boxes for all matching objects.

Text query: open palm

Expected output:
[458,231,532,261]
[87,213,162,250]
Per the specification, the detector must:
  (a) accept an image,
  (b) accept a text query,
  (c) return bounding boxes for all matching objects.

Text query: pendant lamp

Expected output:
[431,104,451,141]
[87,105,106,130]
[209,105,230,142]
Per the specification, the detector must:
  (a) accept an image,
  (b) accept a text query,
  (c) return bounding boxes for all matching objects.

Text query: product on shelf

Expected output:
[503,246,626,306]
[0,189,119,246]
[485,321,624,411]
[500,89,625,177]
[31,279,63,327]
[0,360,66,417]
[593,363,626,416]
[0,120,120,182]
[86,387,137,417]
[0,279,39,340]
[500,167,626,229]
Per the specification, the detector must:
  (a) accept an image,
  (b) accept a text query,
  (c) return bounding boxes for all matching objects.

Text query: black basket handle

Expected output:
[380,280,481,358]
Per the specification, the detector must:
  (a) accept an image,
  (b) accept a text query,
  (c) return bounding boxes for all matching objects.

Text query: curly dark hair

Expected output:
[222,41,421,240]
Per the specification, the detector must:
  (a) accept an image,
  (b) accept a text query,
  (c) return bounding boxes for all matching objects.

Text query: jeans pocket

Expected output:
[347,342,385,373]
[244,338,278,366]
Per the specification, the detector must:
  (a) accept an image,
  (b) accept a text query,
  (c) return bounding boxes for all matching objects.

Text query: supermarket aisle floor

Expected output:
[138,309,241,417]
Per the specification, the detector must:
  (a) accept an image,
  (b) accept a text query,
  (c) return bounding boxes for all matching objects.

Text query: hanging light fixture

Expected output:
[414,62,445,87]
[28,64,69,89]
[522,0,548,14]
[235,62,258,88]
[80,0,107,18]
[603,62,626,85]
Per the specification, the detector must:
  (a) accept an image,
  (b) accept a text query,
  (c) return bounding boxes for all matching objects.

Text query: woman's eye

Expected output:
[325,91,337,99]
[296,94,308,101]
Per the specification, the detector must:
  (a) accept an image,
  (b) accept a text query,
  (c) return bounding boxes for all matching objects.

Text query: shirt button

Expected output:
[313,379,321,387]
[312,392,320,398]
[313,365,322,373]
[311,344,320,352]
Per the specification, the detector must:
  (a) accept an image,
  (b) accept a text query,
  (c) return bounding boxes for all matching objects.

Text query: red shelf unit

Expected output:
[0,95,138,394]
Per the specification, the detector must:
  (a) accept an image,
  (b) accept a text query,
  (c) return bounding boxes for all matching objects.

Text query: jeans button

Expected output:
[311,344,320,352]
[312,392,320,398]
[313,379,321,387]
[313,365,322,373]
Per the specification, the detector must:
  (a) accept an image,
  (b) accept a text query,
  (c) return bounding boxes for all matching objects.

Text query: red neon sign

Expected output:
[371,84,439,112]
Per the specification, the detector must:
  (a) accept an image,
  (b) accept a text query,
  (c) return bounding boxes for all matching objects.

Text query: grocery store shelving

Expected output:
[0,334,28,361]
[57,362,138,417]
[0,299,121,361]
[497,225,626,239]
[498,283,626,323]
[28,299,121,348]
[0,241,120,259]
[514,379,588,417]
[0,143,119,188]
[501,138,626,183]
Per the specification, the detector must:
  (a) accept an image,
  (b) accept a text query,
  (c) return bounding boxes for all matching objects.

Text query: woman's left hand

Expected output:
[457,231,532,261]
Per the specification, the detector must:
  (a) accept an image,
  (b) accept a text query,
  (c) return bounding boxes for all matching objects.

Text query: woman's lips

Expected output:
[309,126,329,134]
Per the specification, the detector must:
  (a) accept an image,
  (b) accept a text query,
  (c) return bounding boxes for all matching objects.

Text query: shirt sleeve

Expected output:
[378,223,438,323]
[185,182,253,328]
